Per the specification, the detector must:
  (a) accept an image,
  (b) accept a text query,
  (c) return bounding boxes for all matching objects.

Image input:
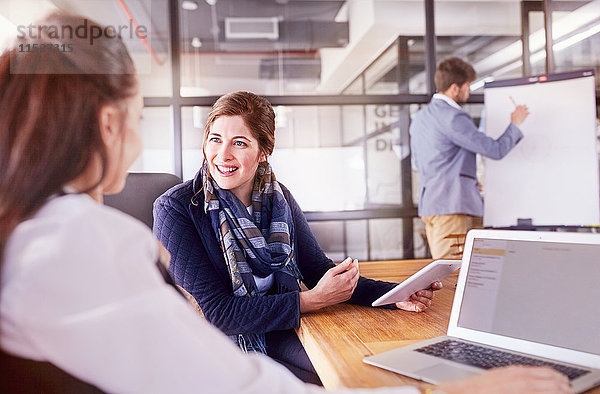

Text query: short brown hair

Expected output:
[203,91,276,159]
[434,57,476,92]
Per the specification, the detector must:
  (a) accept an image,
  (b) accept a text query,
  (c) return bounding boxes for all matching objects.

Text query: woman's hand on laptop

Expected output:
[437,365,572,394]
[395,281,443,312]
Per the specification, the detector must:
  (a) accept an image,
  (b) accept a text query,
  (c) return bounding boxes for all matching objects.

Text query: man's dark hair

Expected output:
[434,57,476,92]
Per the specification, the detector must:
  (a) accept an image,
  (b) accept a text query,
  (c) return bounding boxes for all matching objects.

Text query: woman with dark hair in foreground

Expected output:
[0,12,571,394]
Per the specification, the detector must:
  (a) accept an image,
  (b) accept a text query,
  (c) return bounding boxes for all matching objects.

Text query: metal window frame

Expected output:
[520,0,593,76]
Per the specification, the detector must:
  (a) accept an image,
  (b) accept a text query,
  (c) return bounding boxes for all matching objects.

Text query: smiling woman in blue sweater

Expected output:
[153,91,442,384]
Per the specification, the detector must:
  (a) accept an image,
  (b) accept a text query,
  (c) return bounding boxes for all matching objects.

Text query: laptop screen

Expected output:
[457,237,600,355]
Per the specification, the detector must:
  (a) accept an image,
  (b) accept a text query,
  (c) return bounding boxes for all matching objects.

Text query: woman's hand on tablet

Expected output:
[395,281,442,312]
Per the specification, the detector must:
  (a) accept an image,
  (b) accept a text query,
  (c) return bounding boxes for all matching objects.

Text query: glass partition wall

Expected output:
[5,0,596,258]
[146,0,600,260]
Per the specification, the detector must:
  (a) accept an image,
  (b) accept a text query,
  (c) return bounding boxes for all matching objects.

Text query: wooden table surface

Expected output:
[296,259,600,392]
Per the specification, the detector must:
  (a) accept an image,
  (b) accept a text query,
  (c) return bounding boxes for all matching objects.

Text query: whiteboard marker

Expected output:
[509,96,517,107]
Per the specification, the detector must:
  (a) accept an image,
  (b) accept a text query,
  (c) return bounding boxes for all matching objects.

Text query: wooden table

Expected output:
[296,259,600,392]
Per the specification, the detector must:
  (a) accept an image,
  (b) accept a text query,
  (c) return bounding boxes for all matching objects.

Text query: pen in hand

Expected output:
[509,96,530,126]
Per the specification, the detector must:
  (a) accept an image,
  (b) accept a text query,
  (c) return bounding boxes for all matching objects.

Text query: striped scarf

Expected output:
[201,162,302,354]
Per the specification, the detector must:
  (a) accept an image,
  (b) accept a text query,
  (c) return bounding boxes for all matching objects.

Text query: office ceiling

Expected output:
[4,1,595,94]
[179,0,348,52]
[179,0,348,80]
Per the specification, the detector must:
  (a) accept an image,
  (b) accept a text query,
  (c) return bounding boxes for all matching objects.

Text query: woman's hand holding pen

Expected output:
[299,257,359,313]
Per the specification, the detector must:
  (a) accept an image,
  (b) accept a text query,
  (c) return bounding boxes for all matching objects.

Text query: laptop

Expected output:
[363,229,600,393]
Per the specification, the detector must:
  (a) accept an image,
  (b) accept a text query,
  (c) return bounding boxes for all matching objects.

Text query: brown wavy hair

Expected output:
[0,12,137,263]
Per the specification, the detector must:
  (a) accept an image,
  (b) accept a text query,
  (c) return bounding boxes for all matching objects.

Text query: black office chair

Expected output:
[104,172,182,229]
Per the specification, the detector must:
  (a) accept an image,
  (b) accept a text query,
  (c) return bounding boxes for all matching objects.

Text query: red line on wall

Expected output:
[117,0,163,66]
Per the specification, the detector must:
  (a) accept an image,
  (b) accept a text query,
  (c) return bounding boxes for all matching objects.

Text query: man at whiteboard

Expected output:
[410,57,530,259]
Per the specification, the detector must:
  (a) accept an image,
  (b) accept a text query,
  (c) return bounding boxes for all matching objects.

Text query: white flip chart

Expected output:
[483,70,599,227]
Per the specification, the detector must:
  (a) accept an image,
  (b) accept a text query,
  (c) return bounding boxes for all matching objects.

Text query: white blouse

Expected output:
[0,193,416,394]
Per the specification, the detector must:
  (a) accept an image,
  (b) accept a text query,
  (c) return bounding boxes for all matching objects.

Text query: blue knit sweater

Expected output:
[153,173,396,337]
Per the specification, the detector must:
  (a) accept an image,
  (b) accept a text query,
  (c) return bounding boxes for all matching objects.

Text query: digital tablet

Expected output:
[371,260,461,306]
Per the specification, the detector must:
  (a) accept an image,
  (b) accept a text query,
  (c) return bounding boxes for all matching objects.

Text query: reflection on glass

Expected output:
[308,218,419,262]
[365,104,404,205]
[177,0,432,96]
[269,105,365,211]
[527,11,547,76]
[343,75,364,95]
[552,2,600,90]
[346,220,368,261]
[182,106,208,180]
[130,107,174,174]
[0,0,172,96]
[413,217,429,258]
[435,0,522,91]
[307,221,345,262]
[136,0,172,96]
[363,37,427,95]
[369,218,404,260]
[410,103,424,205]
[272,147,365,211]
[179,0,349,96]
[182,104,417,211]
[442,0,600,92]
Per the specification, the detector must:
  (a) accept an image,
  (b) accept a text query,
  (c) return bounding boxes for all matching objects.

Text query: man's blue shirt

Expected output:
[409,96,523,217]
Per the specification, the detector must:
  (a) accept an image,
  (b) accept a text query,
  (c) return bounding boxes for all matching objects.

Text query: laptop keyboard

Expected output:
[415,340,590,380]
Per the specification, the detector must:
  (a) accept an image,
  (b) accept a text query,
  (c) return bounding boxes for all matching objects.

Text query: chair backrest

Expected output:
[104,172,182,229]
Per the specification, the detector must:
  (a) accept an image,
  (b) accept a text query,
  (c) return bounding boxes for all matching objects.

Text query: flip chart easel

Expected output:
[483,70,599,228]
